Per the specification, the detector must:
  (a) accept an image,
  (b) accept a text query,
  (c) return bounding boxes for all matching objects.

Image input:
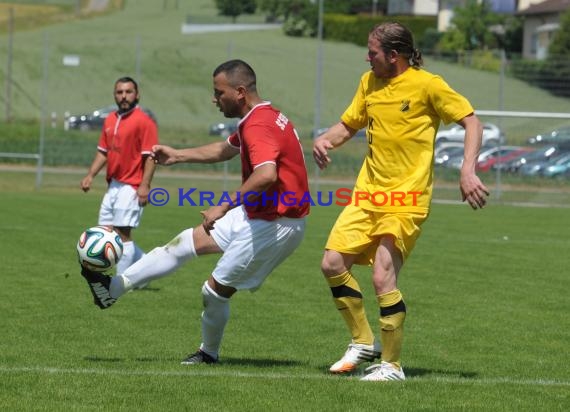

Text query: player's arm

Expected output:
[81,150,107,192]
[313,122,356,169]
[201,163,277,234]
[152,141,239,165]
[137,155,156,206]
[458,114,489,209]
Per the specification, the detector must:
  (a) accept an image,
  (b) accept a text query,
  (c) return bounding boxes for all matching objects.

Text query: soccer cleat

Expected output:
[180,349,218,365]
[329,342,381,374]
[80,266,116,309]
[360,361,406,381]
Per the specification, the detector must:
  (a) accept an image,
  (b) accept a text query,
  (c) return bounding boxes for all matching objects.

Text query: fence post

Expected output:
[36,32,49,190]
[495,49,506,200]
[5,7,14,123]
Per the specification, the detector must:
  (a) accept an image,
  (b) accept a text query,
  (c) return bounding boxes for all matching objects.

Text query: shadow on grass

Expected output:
[84,356,125,363]
[83,356,303,368]
[404,367,477,379]
[131,286,161,292]
[84,355,180,363]
[218,357,304,368]
[314,364,477,379]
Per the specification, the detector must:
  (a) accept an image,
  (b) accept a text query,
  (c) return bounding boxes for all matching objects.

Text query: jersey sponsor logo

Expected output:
[275,112,289,131]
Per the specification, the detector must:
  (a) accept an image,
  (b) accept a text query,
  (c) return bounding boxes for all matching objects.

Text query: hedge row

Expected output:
[322,14,437,48]
[510,58,570,98]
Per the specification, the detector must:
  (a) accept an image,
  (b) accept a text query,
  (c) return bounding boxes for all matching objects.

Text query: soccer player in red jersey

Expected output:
[80,60,310,366]
[80,77,158,277]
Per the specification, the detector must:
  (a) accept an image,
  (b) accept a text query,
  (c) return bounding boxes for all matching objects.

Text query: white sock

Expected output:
[116,240,136,276]
[133,243,145,261]
[199,281,230,359]
[110,229,197,298]
[131,243,148,288]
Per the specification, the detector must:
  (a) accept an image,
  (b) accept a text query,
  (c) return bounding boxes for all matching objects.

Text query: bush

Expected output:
[282,12,436,45]
[322,14,437,47]
[510,56,570,97]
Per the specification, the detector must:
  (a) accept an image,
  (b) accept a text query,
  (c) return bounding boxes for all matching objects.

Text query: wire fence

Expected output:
[1,17,570,204]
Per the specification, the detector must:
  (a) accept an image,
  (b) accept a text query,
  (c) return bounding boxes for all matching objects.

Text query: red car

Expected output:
[476,147,534,172]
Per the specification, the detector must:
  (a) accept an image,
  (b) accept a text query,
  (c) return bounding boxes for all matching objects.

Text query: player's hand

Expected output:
[200,205,228,236]
[460,172,489,210]
[313,138,334,170]
[137,184,150,207]
[80,176,92,193]
[152,144,178,166]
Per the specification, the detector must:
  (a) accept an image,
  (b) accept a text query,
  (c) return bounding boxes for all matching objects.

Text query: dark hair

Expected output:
[115,76,139,92]
[369,22,423,68]
[213,59,257,92]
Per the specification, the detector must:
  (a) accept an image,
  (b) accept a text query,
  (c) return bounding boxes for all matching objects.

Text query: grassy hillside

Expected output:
[0,0,569,142]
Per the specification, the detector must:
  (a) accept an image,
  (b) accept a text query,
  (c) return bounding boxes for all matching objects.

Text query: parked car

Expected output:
[519,160,548,177]
[527,125,570,145]
[493,145,561,173]
[434,142,464,156]
[541,153,570,178]
[435,122,505,146]
[476,147,534,172]
[67,105,156,131]
[445,145,521,170]
[209,121,238,136]
[434,145,464,166]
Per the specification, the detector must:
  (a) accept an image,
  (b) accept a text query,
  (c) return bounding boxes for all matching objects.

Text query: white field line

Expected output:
[0,366,568,387]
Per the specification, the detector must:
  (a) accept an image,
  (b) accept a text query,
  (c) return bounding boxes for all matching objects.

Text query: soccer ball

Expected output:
[77,226,123,272]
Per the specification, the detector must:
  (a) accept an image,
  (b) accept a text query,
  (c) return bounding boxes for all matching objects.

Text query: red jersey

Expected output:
[97,106,158,188]
[227,102,309,221]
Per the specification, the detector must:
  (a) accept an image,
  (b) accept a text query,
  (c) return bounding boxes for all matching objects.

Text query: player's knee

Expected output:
[321,250,346,277]
[113,226,132,242]
[202,281,230,307]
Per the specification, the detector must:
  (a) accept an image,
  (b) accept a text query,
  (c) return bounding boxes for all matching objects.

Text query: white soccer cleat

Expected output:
[329,342,381,374]
[360,361,406,381]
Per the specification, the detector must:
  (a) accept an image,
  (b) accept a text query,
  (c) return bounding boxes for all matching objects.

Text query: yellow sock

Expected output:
[327,271,374,345]
[378,289,406,369]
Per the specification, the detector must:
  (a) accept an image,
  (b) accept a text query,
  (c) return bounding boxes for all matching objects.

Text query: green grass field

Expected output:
[1,2,569,410]
[0,170,568,411]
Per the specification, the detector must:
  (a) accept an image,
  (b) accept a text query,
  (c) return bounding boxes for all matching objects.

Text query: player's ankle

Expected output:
[110,275,132,299]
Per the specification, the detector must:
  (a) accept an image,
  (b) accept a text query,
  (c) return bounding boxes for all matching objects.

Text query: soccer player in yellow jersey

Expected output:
[313,22,489,381]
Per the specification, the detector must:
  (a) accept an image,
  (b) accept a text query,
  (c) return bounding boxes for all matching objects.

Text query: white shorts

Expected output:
[210,206,306,291]
[98,179,143,228]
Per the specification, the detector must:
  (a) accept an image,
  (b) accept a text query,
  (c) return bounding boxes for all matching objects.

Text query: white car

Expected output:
[435,122,505,146]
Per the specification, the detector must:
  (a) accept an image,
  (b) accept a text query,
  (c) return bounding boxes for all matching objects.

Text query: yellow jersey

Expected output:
[340,67,474,213]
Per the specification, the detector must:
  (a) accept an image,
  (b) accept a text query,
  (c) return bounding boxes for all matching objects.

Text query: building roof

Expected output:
[518,0,570,15]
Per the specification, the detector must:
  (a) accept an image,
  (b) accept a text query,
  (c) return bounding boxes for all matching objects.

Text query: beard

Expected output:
[117,98,139,114]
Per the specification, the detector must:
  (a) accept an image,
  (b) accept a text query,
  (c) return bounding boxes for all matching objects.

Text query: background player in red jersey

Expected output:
[80,76,158,276]
[80,60,310,365]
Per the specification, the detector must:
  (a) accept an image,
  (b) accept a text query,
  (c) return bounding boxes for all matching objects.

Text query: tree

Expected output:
[501,15,523,55]
[215,0,257,23]
[439,0,501,51]
[258,0,287,22]
[548,8,570,56]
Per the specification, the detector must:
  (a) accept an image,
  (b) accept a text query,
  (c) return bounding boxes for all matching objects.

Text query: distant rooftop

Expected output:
[518,0,570,15]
